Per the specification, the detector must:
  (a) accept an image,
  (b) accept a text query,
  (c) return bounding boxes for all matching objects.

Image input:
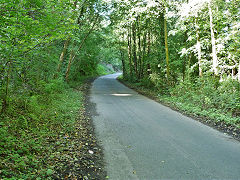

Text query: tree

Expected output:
[164,8,170,81]
[208,0,218,76]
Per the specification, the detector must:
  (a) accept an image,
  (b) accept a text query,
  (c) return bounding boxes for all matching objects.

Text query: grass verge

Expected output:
[0,78,106,179]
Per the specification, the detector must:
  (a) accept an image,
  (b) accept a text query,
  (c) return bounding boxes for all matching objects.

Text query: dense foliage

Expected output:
[0,0,121,113]
[109,0,240,125]
[0,0,118,178]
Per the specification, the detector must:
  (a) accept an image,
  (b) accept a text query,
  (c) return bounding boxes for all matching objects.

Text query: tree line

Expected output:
[111,0,239,83]
[0,0,116,113]
[109,0,240,119]
[0,0,122,178]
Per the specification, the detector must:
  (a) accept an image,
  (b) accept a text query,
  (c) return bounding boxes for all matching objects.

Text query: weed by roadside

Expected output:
[0,78,106,179]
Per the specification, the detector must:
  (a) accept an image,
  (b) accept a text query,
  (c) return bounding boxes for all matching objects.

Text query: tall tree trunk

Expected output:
[195,17,202,77]
[141,31,147,79]
[137,16,142,79]
[183,22,188,81]
[132,22,138,78]
[55,0,85,79]
[232,68,236,79]
[120,50,126,77]
[65,49,74,81]
[65,15,99,81]
[159,12,165,50]
[128,26,133,79]
[120,34,126,77]
[208,0,218,76]
[187,53,192,78]
[164,11,170,81]
[159,12,165,73]
[146,30,151,76]
[55,38,70,77]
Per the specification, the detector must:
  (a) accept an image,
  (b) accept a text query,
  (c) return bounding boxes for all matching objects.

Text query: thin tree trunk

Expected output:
[63,0,89,81]
[232,68,236,79]
[188,53,192,78]
[120,50,126,77]
[159,12,165,73]
[120,34,126,77]
[137,16,142,79]
[208,0,218,76]
[164,11,170,81]
[65,49,74,81]
[195,17,202,77]
[132,22,138,78]
[56,38,70,76]
[146,30,151,76]
[65,15,99,81]
[141,31,147,79]
[128,26,133,79]
[183,22,188,81]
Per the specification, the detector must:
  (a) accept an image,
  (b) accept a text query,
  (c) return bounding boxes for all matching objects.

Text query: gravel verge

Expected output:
[46,79,106,179]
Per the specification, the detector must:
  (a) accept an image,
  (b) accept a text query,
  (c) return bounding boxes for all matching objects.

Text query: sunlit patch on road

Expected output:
[110,93,132,97]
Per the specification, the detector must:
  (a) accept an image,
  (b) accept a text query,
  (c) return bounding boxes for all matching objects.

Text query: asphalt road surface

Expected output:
[90,73,240,180]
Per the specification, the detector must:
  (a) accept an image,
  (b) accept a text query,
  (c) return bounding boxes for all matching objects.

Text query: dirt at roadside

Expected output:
[46,79,107,180]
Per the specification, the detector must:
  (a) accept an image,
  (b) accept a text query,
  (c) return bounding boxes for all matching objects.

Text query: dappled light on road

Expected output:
[110,93,132,97]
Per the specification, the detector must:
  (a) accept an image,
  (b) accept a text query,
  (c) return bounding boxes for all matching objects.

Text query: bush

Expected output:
[96,64,112,75]
[168,77,240,124]
[0,77,84,178]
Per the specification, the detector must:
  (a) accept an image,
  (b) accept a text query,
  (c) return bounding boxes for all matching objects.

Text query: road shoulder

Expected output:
[118,78,240,142]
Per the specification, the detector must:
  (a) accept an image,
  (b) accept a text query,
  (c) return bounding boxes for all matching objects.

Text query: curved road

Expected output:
[90,73,240,180]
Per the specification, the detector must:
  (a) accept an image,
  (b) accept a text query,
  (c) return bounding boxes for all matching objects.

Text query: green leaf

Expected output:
[46,169,53,175]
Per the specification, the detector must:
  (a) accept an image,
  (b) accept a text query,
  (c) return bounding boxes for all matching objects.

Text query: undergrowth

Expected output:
[0,62,112,179]
[166,77,240,126]
[0,79,83,179]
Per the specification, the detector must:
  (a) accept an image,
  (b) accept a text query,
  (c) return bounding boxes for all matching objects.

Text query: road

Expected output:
[90,73,240,180]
